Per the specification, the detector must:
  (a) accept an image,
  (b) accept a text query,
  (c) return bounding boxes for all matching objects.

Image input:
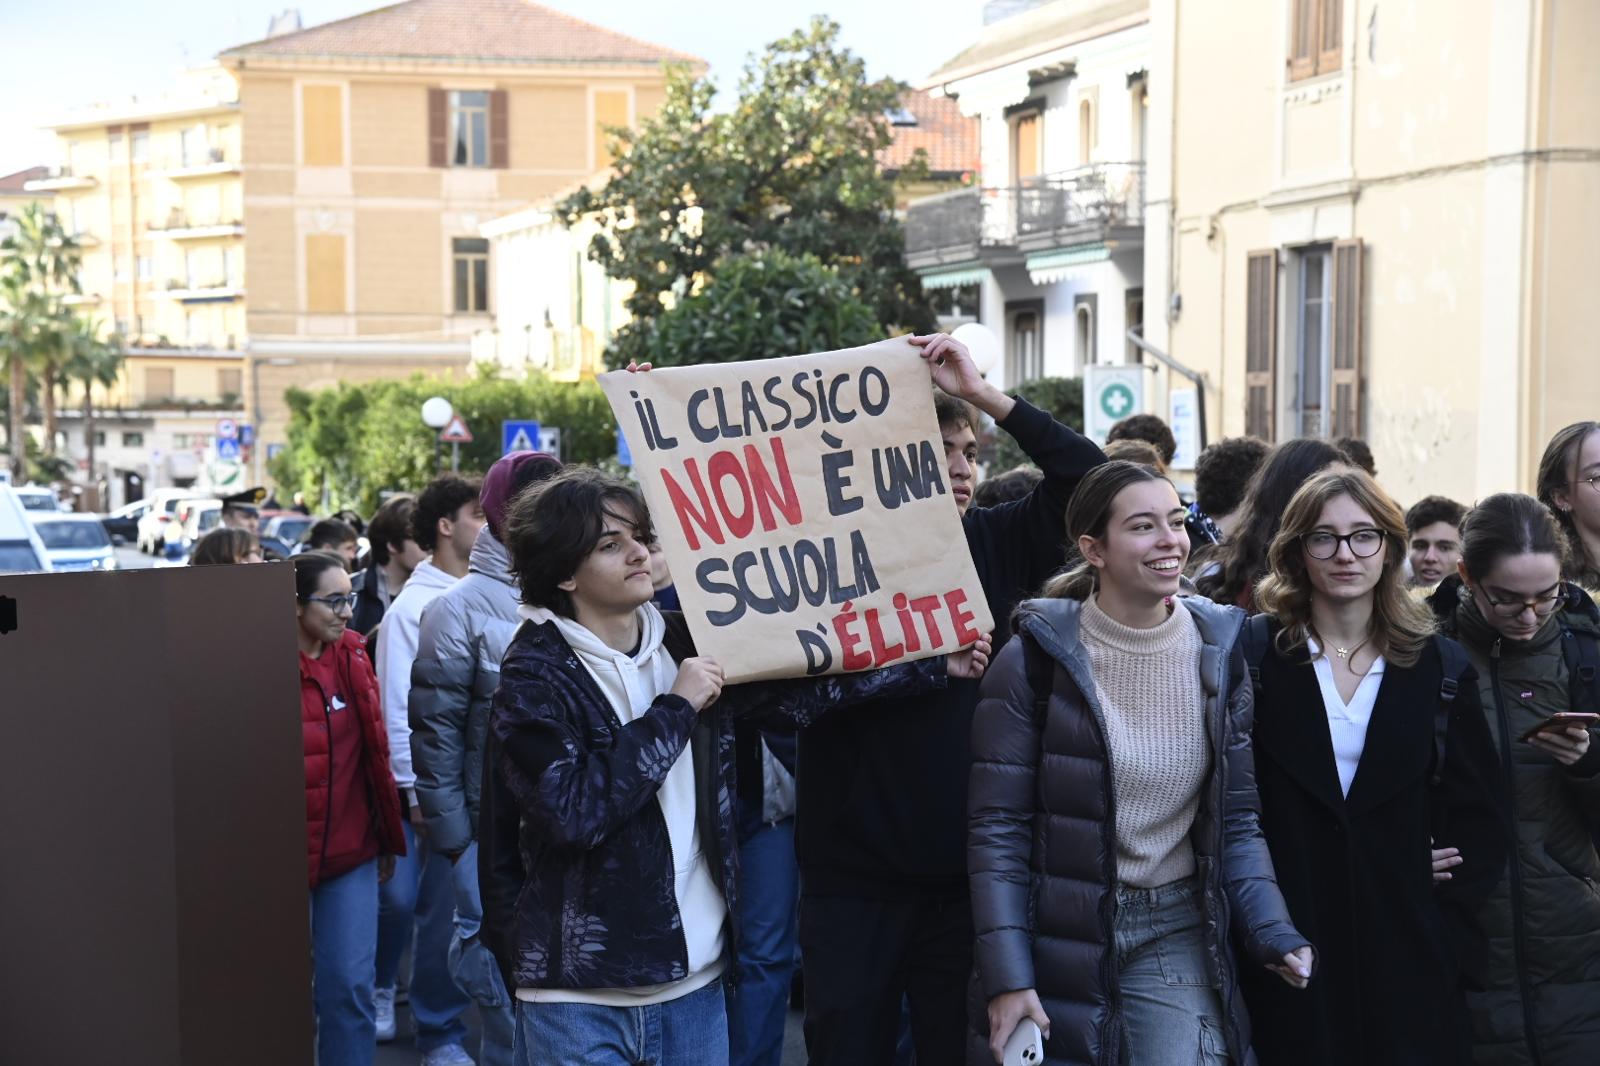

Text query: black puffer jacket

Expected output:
[1431,578,1600,1066]
[968,595,1307,1066]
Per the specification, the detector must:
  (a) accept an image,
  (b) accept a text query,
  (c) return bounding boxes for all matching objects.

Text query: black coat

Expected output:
[1241,625,1507,1066]
[967,596,1308,1066]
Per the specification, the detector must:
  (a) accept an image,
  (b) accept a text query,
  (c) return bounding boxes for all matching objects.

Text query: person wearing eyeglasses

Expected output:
[1537,421,1600,594]
[1238,470,1506,1066]
[1427,493,1600,1066]
[297,550,408,1066]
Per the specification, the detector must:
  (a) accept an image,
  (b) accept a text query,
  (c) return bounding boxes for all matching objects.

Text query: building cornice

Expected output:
[220,54,700,79]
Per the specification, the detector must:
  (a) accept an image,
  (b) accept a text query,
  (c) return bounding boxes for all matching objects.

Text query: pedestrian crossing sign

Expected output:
[502,420,541,455]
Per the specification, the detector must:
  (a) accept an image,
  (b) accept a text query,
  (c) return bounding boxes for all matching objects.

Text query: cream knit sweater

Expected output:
[1079,595,1211,888]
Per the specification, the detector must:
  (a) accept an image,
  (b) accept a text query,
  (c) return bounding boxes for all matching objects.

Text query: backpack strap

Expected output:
[1239,613,1272,699]
[1432,636,1471,788]
[1020,630,1055,725]
[1560,624,1600,718]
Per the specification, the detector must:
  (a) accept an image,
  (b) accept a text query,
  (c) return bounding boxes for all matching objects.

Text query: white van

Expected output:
[0,485,54,573]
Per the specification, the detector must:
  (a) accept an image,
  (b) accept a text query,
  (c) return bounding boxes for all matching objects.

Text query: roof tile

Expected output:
[878,90,980,177]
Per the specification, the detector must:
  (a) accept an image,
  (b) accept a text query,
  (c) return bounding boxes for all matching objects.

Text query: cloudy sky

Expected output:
[0,0,984,176]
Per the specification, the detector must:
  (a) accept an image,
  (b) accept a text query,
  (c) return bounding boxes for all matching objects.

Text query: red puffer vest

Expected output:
[301,628,406,887]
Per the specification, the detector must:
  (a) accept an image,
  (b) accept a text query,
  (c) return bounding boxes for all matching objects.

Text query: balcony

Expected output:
[23,167,98,192]
[162,279,244,302]
[149,211,244,241]
[153,148,241,181]
[905,163,1146,273]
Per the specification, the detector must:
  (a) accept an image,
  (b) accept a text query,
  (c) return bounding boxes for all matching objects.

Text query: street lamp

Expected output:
[422,396,452,473]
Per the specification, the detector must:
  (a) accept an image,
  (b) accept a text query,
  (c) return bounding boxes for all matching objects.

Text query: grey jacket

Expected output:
[409,528,521,858]
[967,595,1307,1066]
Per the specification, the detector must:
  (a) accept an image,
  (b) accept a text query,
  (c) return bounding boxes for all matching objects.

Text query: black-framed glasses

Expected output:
[303,593,357,613]
[1478,585,1563,619]
[1302,528,1385,560]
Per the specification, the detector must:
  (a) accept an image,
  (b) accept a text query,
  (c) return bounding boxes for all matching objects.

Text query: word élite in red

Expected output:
[797,589,983,675]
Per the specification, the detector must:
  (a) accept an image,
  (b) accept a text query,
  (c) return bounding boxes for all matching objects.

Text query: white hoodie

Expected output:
[375,558,457,792]
[516,602,727,1006]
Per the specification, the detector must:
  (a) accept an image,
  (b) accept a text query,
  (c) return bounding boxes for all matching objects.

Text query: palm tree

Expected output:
[1,203,82,461]
[0,267,48,481]
[62,317,124,483]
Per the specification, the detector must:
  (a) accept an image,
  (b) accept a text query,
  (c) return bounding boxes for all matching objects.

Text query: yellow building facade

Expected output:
[1139,0,1600,501]
[217,0,699,479]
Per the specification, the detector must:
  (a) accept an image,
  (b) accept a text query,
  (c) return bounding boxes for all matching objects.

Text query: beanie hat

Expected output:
[481,451,561,542]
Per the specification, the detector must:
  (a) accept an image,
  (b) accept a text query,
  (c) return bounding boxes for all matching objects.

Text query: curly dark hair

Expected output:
[1107,414,1177,467]
[412,475,483,552]
[1194,436,1269,521]
[505,467,655,619]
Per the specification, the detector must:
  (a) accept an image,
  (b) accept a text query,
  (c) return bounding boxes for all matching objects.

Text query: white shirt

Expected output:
[1307,637,1387,798]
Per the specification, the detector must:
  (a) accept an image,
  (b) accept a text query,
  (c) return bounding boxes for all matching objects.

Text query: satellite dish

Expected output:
[951,322,1001,376]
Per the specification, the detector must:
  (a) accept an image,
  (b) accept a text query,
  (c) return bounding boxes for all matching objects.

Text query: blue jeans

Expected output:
[1114,878,1232,1065]
[513,979,728,1066]
[729,817,798,1066]
[377,820,470,1051]
[310,859,379,1066]
[451,841,515,1066]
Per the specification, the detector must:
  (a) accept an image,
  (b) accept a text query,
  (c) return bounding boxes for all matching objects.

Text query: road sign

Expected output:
[1169,389,1200,469]
[1084,364,1145,444]
[438,414,473,443]
[616,426,633,467]
[502,419,541,455]
[239,424,256,447]
[216,418,238,440]
[538,427,561,460]
[216,438,242,461]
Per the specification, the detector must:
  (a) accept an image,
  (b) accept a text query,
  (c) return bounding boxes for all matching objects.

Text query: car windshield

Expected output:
[0,542,44,572]
[18,492,56,511]
[199,509,221,533]
[35,521,111,550]
[275,518,314,542]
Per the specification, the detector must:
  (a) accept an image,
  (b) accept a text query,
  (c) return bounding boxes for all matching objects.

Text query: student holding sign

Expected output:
[476,467,991,1066]
[796,333,1108,1066]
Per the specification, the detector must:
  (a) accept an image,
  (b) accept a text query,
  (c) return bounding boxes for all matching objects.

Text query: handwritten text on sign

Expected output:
[599,337,994,682]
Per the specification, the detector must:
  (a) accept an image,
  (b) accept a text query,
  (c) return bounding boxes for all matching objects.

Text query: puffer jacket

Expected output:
[479,610,946,997]
[410,528,521,859]
[968,595,1307,1066]
[302,628,407,888]
[1431,577,1600,1066]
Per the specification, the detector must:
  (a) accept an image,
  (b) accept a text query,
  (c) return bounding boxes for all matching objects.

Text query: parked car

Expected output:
[0,485,53,574]
[31,513,118,572]
[135,491,208,553]
[163,498,223,556]
[13,484,64,513]
[99,498,152,544]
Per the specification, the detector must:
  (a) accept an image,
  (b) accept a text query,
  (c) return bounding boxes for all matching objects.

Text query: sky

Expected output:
[0,0,983,176]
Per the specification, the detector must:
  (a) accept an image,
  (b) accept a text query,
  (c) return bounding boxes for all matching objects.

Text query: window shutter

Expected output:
[1317,0,1344,75]
[489,89,509,169]
[428,88,447,168]
[1245,249,1279,442]
[1289,0,1317,81]
[1329,238,1363,439]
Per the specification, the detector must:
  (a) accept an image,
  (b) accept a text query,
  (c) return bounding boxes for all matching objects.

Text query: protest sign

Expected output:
[600,336,994,682]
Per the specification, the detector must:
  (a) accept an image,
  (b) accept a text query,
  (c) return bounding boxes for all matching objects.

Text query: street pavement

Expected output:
[113,543,158,570]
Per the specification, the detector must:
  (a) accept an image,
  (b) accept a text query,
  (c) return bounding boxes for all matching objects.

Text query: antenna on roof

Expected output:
[266,9,303,38]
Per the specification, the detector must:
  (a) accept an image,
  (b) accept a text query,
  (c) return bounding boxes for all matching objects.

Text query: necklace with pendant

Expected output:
[1334,645,1352,659]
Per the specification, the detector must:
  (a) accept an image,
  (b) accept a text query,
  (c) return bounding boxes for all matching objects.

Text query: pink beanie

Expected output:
[480,451,562,542]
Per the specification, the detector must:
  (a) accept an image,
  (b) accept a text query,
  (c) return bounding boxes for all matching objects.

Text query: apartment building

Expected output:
[216,0,700,478]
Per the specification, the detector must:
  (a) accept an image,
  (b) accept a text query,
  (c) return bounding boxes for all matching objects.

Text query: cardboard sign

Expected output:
[601,336,994,682]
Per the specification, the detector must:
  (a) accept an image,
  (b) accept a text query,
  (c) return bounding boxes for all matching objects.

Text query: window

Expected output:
[453,237,489,313]
[93,431,106,447]
[223,247,239,287]
[107,131,122,157]
[122,432,145,447]
[1012,112,1042,183]
[450,91,490,167]
[1007,301,1045,385]
[143,368,174,403]
[184,250,199,289]
[1078,98,1096,164]
[1074,293,1098,367]
[1294,246,1332,438]
[131,129,150,163]
[136,256,153,282]
[180,125,206,167]
[218,368,242,398]
[1290,0,1343,81]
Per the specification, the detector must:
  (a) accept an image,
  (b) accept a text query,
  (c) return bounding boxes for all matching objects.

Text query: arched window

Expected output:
[1078,99,1095,164]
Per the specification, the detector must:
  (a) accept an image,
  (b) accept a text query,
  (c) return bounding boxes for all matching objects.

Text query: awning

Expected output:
[917,263,989,290]
[1026,244,1111,285]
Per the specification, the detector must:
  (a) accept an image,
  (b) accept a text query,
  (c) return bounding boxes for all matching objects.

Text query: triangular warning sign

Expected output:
[439,414,473,443]
[507,428,534,452]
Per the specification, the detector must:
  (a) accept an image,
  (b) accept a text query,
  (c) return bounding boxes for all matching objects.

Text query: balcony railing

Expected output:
[23,167,98,192]
[905,162,1145,269]
[154,147,241,178]
[149,211,245,239]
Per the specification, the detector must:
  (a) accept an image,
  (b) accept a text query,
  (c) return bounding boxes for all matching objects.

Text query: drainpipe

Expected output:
[1125,326,1207,451]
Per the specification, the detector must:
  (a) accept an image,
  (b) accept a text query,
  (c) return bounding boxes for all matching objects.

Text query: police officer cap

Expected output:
[221,486,267,513]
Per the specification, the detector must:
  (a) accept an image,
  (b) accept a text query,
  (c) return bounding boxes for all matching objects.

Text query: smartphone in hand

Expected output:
[1004,1018,1044,1066]
[1519,712,1600,744]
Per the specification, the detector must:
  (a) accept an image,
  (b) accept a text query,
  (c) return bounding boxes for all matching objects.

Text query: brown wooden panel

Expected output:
[1246,249,1279,441]
[1330,237,1363,438]
[489,88,509,169]
[427,87,447,168]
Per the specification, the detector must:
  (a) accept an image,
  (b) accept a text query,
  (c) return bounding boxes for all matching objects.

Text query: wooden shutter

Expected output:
[489,89,509,169]
[1329,238,1363,439]
[427,88,447,168]
[1289,0,1317,81]
[1245,249,1279,442]
[1317,0,1344,76]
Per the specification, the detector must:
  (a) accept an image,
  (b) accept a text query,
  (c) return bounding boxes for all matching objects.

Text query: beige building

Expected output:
[217,0,699,479]
[1139,0,1600,500]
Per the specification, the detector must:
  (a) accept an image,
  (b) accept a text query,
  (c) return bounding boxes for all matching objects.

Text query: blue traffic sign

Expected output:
[239,424,256,447]
[216,438,242,461]
[502,419,541,456]
[617,426,633,468]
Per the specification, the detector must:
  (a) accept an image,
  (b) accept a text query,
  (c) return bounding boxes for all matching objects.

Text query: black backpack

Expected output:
[1238,614,1469,788]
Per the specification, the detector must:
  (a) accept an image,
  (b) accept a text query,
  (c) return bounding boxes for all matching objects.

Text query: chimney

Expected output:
[266,9,303,37]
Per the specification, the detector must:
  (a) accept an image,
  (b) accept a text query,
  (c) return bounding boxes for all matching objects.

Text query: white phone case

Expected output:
[1003,1018,1045,1066]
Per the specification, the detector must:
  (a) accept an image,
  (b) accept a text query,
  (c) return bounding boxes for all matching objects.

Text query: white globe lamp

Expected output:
[951,322,1001,377]
[421,396,453,430]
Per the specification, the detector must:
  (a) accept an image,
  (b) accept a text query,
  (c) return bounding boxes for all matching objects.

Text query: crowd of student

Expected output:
[212,331,1600,1066]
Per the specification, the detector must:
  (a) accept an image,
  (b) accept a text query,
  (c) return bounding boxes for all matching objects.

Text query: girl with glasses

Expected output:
[1428,493,1600,1066]
[295,550,407,1066]
[1240,470,1506,1066]
[1537,421,1600,593]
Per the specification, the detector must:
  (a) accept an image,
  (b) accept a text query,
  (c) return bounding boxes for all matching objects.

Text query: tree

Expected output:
[62,318,124,485]
[641,250,880,367]
[3,204,81,457]
[989,377,1085,472]
[561,17,936,369]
